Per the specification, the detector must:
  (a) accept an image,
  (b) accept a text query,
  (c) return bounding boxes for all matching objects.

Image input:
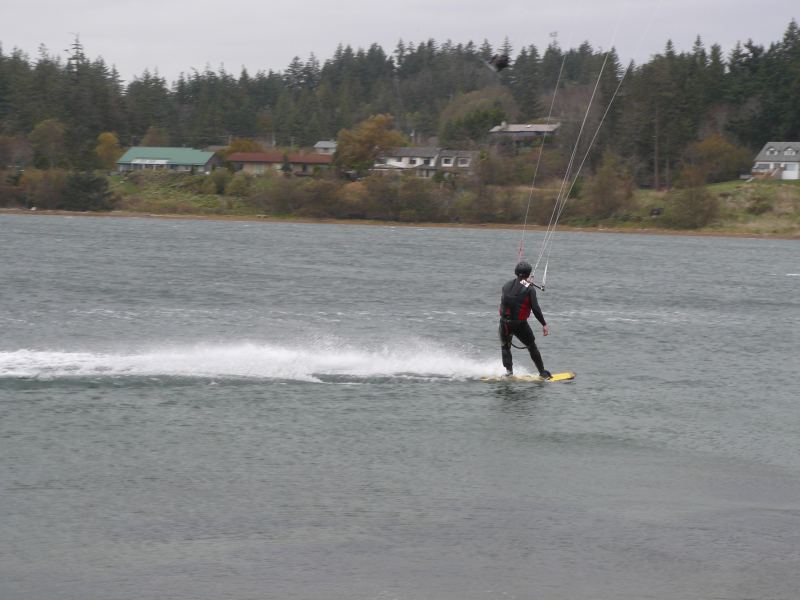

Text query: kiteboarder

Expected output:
[499,261,551,378]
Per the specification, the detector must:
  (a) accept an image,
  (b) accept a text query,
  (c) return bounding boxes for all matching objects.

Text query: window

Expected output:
[458,157,470,167]
[409,158,417,165]
[423,158,430,165]
[754,163,770,170]
[785,148,797,156]
[442,158,453,166]
[766,147,778,156]
[785,163,799,171]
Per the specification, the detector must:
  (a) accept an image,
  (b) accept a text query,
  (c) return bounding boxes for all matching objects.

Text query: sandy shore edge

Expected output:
[2,208,798,240]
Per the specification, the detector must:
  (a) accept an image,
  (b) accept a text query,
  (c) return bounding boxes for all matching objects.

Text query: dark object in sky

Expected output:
[489,54,510,72]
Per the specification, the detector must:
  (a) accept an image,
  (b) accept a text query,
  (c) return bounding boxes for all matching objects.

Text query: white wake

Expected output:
[0,342,502,381]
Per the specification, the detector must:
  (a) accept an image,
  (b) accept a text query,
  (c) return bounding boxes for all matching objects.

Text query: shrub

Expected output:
[746,196,772,215]
[584,152,634,218]
[297,179,340,218]
[59,171,115,211]
[19,169,68,209]
[210,168,232,194]
[362,175,399,220]
[259,177,305,214]
[682,135,752,184]
[452,186,500,223]
[396,178,443,222]
[224,172,252,197]
[336,181,370,218]
[661,185,720,229]
[177,174,216,195]
[0,183,25,207]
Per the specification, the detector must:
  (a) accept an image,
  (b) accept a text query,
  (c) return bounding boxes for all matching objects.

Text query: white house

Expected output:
[752,142,800,180]
[374,147,439,178]
[313,140,337,155]
[437,150,478,175]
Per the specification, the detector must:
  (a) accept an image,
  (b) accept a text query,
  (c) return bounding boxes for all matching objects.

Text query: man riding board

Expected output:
[499,261,551,379]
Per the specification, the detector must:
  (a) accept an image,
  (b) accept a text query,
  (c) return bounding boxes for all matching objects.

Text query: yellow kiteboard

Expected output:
[481,371,576,383]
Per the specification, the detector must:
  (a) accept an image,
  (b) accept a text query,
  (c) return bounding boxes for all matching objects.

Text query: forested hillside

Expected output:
[1,20,799,186]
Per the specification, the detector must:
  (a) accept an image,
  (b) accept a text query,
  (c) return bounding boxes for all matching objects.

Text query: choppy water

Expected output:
[1,214,799,600]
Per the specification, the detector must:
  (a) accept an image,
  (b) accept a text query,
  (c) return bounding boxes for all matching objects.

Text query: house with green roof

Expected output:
[116,147,220,174]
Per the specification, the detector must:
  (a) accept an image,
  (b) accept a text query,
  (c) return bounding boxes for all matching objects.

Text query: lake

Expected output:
[1,214,799,599]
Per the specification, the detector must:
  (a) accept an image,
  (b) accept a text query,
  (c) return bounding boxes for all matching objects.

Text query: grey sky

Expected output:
[1,0,796,83]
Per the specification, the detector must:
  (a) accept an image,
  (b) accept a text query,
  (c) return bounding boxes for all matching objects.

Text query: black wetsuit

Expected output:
[498,277,547,374]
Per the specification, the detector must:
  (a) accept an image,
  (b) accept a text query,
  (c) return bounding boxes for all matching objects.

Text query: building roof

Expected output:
[314,140,337,149]
[227,151,333,165]
[438,149,479,159]
[489,122,561,134]
[754,142,800,163]
[381,147,440,159]
[117,147,216,166]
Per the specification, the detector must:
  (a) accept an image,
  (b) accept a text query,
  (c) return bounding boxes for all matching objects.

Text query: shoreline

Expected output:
[2,208,798,240]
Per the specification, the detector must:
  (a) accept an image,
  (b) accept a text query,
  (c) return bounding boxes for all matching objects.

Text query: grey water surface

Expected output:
[1,213,799,600]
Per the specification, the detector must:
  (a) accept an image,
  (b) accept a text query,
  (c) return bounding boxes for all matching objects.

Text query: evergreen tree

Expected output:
[510,45,541,120]
[60,171,114,211]
[1,21,799,182]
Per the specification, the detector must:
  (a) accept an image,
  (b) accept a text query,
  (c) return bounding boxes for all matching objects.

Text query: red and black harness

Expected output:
[500,279,535,349]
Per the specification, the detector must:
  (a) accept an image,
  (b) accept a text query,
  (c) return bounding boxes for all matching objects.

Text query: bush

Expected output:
[362,176,399,220]
[257,177,305,214]
[0,183,25,207]
[583,152,634,218]
[210,168,232,194]
[336,181,370,218]
[661,185,720,229]
[59,171,115,211]
[176,174,216,195]
[20,169,68,209]
[297,179,340,218]
[452,186,500,223]
[681,135,752,184]
[396,178,443,222]
[746,196,772,215]
[224,172,252,197]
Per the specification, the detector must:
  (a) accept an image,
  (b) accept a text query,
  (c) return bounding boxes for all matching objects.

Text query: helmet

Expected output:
[514,261,532,277]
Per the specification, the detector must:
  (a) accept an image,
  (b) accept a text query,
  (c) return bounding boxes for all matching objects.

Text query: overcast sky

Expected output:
[1,0,796,83]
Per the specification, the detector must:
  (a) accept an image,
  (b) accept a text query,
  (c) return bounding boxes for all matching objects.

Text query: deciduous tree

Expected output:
[95,131,123,170]
[335,114,407,175]
[585,151,634,218]
[28,118,66,168]
[681,134,751,183]
[140,125,170,147]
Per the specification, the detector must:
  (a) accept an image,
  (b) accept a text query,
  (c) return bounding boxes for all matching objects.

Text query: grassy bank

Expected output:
[4,170,800,238]
[555,179,800,237]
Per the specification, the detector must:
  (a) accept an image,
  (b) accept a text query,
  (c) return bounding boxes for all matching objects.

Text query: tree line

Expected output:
[0,21,798,187]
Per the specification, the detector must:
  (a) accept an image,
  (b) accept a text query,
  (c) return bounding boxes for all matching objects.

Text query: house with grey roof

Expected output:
[437,150,479,175]
[313,140,337,155]
[372,147,479,178]
[751,142,800,180]
[374,147,440,178]
[116,147,220,174]
[488,122,561,146]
